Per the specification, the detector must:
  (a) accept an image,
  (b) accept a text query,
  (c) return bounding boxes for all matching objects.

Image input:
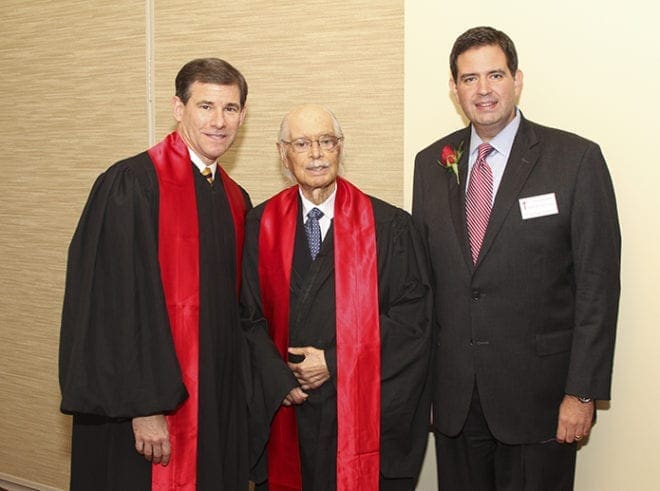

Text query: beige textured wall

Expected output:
[406,1,660,489]
[0,1,402,489]
[152,1,404,206]
[0,0,148,488]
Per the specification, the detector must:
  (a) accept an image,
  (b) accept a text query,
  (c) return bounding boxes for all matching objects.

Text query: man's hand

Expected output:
[556,395,595,444]
[282,386,309,406]
[287,346,331,390]
[132,414,171,465]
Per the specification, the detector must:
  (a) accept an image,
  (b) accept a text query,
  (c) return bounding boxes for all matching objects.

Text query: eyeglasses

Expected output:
[281,135,343,153]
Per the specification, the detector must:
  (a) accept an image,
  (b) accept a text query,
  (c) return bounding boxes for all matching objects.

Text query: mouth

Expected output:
[306,160,330,173]
[475,100,498,111]
[205,133,227,141]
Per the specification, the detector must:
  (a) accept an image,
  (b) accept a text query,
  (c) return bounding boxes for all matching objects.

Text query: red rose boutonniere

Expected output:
[438,142,464,184]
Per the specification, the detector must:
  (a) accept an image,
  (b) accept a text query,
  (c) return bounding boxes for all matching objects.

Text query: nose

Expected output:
[477,77,491,95]
[310,140,322,158]
[211,110,225,128]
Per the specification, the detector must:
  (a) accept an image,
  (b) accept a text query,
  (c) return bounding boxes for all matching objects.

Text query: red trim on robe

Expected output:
[258,178,380,491]
[217,165,246,292]
[148,131,246,490]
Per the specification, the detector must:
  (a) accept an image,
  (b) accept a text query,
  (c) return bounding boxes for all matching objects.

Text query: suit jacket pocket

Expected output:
[536,329,573,356]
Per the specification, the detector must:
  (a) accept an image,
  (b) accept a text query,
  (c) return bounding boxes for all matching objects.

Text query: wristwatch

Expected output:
[577,396,592,403]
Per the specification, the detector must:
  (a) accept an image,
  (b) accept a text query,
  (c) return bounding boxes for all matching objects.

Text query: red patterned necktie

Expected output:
[466,143,494,264]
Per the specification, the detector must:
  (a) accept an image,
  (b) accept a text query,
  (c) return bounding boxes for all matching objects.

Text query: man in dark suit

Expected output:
[412,26,620,490]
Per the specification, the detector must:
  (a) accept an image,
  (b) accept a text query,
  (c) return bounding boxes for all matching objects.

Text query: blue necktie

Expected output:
[304,207,324,260]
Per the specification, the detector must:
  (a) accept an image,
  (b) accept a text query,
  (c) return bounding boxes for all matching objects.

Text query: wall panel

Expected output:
[1,1,403,488]
[153,0,404,206]
[0,0,147,488]
[405,1,659,489]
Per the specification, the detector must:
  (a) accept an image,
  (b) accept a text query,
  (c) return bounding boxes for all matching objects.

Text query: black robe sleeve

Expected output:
[59,155,187,419]
[240,205,299,479]
[372,199,433,478]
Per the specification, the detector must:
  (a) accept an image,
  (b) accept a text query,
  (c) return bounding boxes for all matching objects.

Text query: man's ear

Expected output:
[172,96,185,122]
[277,142,288,165]
[513,69,524,99]
[449,76,458,98]
[238,104,247,126]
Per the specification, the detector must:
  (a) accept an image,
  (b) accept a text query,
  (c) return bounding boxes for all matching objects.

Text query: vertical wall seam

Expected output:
[146,0,155,145]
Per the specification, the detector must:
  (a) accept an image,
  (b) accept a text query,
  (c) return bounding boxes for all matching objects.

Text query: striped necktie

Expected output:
[466,143,494,264]
[201,166,213,184]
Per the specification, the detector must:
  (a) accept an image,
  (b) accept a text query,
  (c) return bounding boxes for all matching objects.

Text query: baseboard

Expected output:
[0,473,62,491]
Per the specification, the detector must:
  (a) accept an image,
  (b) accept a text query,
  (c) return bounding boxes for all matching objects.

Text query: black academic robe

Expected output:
[59,152,251,490]
[242,196,432,490]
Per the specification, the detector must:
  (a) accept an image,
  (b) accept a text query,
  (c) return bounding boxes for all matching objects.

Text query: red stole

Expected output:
[148,131,246,490]
[258,177,381,491]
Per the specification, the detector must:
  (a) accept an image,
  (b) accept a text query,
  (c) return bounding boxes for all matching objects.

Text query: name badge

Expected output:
[519,193,558,220]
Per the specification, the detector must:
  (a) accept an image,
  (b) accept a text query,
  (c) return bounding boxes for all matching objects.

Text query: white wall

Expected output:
[405,1,660,489]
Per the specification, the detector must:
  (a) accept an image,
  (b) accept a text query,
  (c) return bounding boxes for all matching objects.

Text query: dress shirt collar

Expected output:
[299,185,336,222]
[299,185,336,241]
[188,148,217,179]
[469,107,521,161]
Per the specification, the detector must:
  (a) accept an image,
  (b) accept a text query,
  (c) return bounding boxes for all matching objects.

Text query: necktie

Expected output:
[466,143,494,264]
[304,207,324,260]
[201,166,213,184]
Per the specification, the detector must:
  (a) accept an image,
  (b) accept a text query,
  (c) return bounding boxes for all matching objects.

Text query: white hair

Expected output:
[277,105,346,182]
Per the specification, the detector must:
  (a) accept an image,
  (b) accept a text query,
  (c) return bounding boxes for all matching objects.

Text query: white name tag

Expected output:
[519,193,558,220]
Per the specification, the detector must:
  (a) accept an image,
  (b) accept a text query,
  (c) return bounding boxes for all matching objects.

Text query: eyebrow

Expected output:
[461,68,507,79]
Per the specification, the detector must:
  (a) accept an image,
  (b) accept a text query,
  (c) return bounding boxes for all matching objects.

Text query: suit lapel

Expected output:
[291,226,335,328]
[475,118,540,268]
[447,129,474,271]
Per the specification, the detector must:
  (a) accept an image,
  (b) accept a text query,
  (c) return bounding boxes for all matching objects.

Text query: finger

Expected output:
[293,394,308,404]
[152,445,162,464]
[288,347,304,355]
[555,425,567,443]
[293,375,305,385]
[291,388,308,403]
[143,443,154,461]
[161,441,171,466]
[577,424,590,440]
[135,439,145,455]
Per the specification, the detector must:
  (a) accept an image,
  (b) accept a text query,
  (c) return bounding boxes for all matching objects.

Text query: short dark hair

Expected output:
[175,58,248,106]
[450,26,518,81]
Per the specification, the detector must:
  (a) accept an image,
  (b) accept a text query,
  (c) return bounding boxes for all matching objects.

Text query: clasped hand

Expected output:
[282,346,331,406]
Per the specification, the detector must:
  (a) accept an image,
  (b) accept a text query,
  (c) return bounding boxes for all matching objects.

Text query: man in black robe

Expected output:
[59,58,252,490]
[242,104,432,491]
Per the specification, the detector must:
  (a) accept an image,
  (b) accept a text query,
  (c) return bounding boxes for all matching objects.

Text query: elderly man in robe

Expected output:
[242,104,432,491]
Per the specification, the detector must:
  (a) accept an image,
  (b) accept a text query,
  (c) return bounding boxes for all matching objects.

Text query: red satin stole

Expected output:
[258,177,381,491]
[148,131,246,490]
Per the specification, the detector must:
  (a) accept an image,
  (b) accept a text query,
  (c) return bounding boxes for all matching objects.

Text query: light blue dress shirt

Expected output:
[466,108,522,204]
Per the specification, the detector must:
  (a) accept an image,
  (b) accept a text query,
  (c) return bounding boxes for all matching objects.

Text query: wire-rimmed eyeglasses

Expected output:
[281,135,343,153]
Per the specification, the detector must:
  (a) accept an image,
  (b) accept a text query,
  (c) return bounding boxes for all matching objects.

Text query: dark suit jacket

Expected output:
[412,115,620,444]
